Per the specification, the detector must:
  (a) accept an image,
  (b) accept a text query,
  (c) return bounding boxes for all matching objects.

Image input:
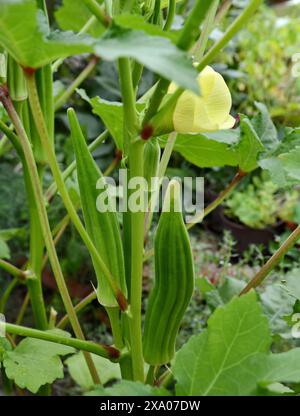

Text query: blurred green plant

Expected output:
[217,4,300,124]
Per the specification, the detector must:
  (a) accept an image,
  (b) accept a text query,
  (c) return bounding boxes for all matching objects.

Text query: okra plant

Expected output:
[1,0,300,397]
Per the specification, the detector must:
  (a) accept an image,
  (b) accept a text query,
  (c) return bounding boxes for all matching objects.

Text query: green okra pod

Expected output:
[143,180,194,365]
[68,108,127,308]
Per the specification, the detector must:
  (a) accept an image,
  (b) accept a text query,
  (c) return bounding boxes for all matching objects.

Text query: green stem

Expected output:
[163,0,176,31]
[106,308,124,349]
[146,365,157,385]
[0,85,101,385]
[83,0,111,26]
[128,141,145,382]
[193,0,220,60]
[15,292,30,327]
[54,56,99,111]
[118,58,144,381]
[25,166,48,330]
[57,291,97,330]
[186,169,246,230]
[240,225,300,295]
[25,72,126,310]
[0,259,26,279]
[0,278,19,314]
[177,0,212,50]
[196,0,262,72]
[5,323,120,361]
[45,130,108,202]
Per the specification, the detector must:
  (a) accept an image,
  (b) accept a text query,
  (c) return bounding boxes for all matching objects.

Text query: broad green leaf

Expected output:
[89,98,124,150]
[233,349,300,395]
[237,116,265,172]
[3,329,75,393]
[0,0,93,68]
[66,352,121,390]
[279,146,300,181]
[0,338,12,363]
[260,280,297,337]
[86,380,170,396]
[169,129,240,168]
[252,102,278,151]
[173,292,271,396]
[94,24,198,93]
[79,90,145,150]
[55,0,104,37]
[259,128,300,187]
[259,157,289,188]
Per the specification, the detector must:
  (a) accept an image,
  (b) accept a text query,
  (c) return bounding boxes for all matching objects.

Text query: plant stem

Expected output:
[54,56,99,111]
[196,0,262,72]
[57,291,97,330]
[0,85,101,385]
[163,0,176,31]
[0,259,26,279]
[146,365,157,385]
[193,0,220,60]
[83,0,111,26]
[177,0,212,50]
[128,141,145,382]
[0,278,19,314]
[240,225,300,295]
[15,292,30,326]
[5,323,120,361]
[186,169,246,230]
[45,130,108,202]
[118,57,144,381]
[25,72,126,309]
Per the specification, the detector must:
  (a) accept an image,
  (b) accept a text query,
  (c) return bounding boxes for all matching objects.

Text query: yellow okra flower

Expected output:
[169,66,235,134]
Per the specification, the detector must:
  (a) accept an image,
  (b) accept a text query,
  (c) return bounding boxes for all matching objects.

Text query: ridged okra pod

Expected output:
[143,180,194,365]
[68,108,127,307]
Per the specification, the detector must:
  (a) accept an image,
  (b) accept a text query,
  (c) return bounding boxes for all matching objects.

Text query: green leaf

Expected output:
[79,90,145,150]
[3,329,75,393]
[86,380,170,396]
[55,0,105,37]
[173,292,271,395]
[259,128,300,187]
[0,0,93,68]
[252,102,278,151]
[66,352,121,391]
[94,24,198,93]
[237,116,265,172]
[0,338,12,363]
[279,146,300,181]
[89,98,124,150]
[235,349,300,395]
[169,129,240,168]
